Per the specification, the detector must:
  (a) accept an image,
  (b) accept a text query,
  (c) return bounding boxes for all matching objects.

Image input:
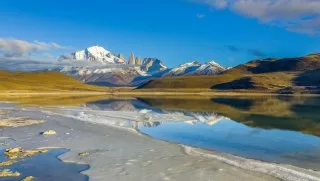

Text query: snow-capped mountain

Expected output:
[162,61,201,77]
[185,61,226,76]
[59,46,126,64]
[57,59,225,86]
[56,46,171,86]
[60,65,148,86]
[141,58,168,73]
[0,45,227,87]
[48,45,227,86]
[163,61,226,77]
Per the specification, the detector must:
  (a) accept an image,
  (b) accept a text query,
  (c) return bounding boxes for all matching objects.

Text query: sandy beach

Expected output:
[0,103,320,181]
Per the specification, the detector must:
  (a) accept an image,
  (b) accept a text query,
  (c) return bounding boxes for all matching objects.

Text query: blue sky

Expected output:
[0,0,320,67]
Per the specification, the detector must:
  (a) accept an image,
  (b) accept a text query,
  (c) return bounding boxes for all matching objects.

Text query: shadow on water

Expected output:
[211,97,254,111]
[0,149,89,181]
[291,97,320,122]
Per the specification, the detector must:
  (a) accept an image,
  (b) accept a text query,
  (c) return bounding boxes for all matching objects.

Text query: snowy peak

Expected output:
[206,60,225,69]
[60,45,126,64]
[163,61,201,77]
[57,45,227,86]
[189,61,226,76]
[179,61,201,67]
[141,58,168,73]
[86,46,111,59]
[164,60,226,77]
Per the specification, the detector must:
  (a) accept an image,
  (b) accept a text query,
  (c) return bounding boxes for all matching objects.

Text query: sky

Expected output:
[0,0,320,68]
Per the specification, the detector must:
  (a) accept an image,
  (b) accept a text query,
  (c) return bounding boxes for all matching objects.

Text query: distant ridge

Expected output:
[56,45,226,86]
[138,53,320,94]
[224,53,320,75]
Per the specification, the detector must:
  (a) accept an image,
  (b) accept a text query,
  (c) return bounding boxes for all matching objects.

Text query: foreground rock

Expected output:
[0,160,17,167]
[5,147,48,159]
[22,176,34,181]
[41,130,57,135]
[0,117,44,128]
[0,169,20,177]
[78,152,90,157]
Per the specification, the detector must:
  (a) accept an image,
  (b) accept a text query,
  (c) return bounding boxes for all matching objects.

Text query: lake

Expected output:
[84,96,320,170]
[1,95,320,180]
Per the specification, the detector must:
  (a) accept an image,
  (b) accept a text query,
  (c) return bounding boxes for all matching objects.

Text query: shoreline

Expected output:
[40,105,320,181]
[0,90,320,97]
[131,123,320,181]
[0,102,319,180]
[182,145,320,181]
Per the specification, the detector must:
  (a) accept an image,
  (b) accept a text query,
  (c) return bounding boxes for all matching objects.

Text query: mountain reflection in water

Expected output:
[85,96,320,170]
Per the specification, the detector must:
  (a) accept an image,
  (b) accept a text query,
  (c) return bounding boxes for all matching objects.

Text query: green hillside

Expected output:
[138,54,320,94]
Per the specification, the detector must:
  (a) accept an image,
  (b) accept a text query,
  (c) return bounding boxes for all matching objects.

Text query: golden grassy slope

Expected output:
[0,71,106,92]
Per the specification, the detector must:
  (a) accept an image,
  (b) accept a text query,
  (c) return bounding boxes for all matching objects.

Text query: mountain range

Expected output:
[58,45,227,86]
[2,45,319,94]
[139,53,320,94]
[1,45,319,94]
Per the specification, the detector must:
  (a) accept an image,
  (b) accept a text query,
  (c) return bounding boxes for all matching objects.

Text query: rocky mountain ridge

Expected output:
[58,45,226,86]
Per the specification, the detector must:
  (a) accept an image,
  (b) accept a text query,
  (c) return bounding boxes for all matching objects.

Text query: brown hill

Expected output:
[138,54,320,94]
[224,53,320,74]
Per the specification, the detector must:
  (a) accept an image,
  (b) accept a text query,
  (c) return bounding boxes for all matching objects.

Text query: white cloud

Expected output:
[193,0,320,34]
[0,38,67,58]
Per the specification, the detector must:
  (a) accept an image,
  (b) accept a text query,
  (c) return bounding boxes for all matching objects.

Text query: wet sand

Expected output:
[0,103,319,181]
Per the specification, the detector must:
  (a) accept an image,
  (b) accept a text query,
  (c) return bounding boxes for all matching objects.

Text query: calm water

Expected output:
[0,146,89,181]
[1,95,320,172]
[87,96,320,170]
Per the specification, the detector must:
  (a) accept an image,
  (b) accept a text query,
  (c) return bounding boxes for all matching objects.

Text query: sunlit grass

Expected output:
[0,71,106,92]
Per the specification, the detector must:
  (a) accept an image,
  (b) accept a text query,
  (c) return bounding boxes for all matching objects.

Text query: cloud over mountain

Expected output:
[0,38,67,58]
[193,0,320,34]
